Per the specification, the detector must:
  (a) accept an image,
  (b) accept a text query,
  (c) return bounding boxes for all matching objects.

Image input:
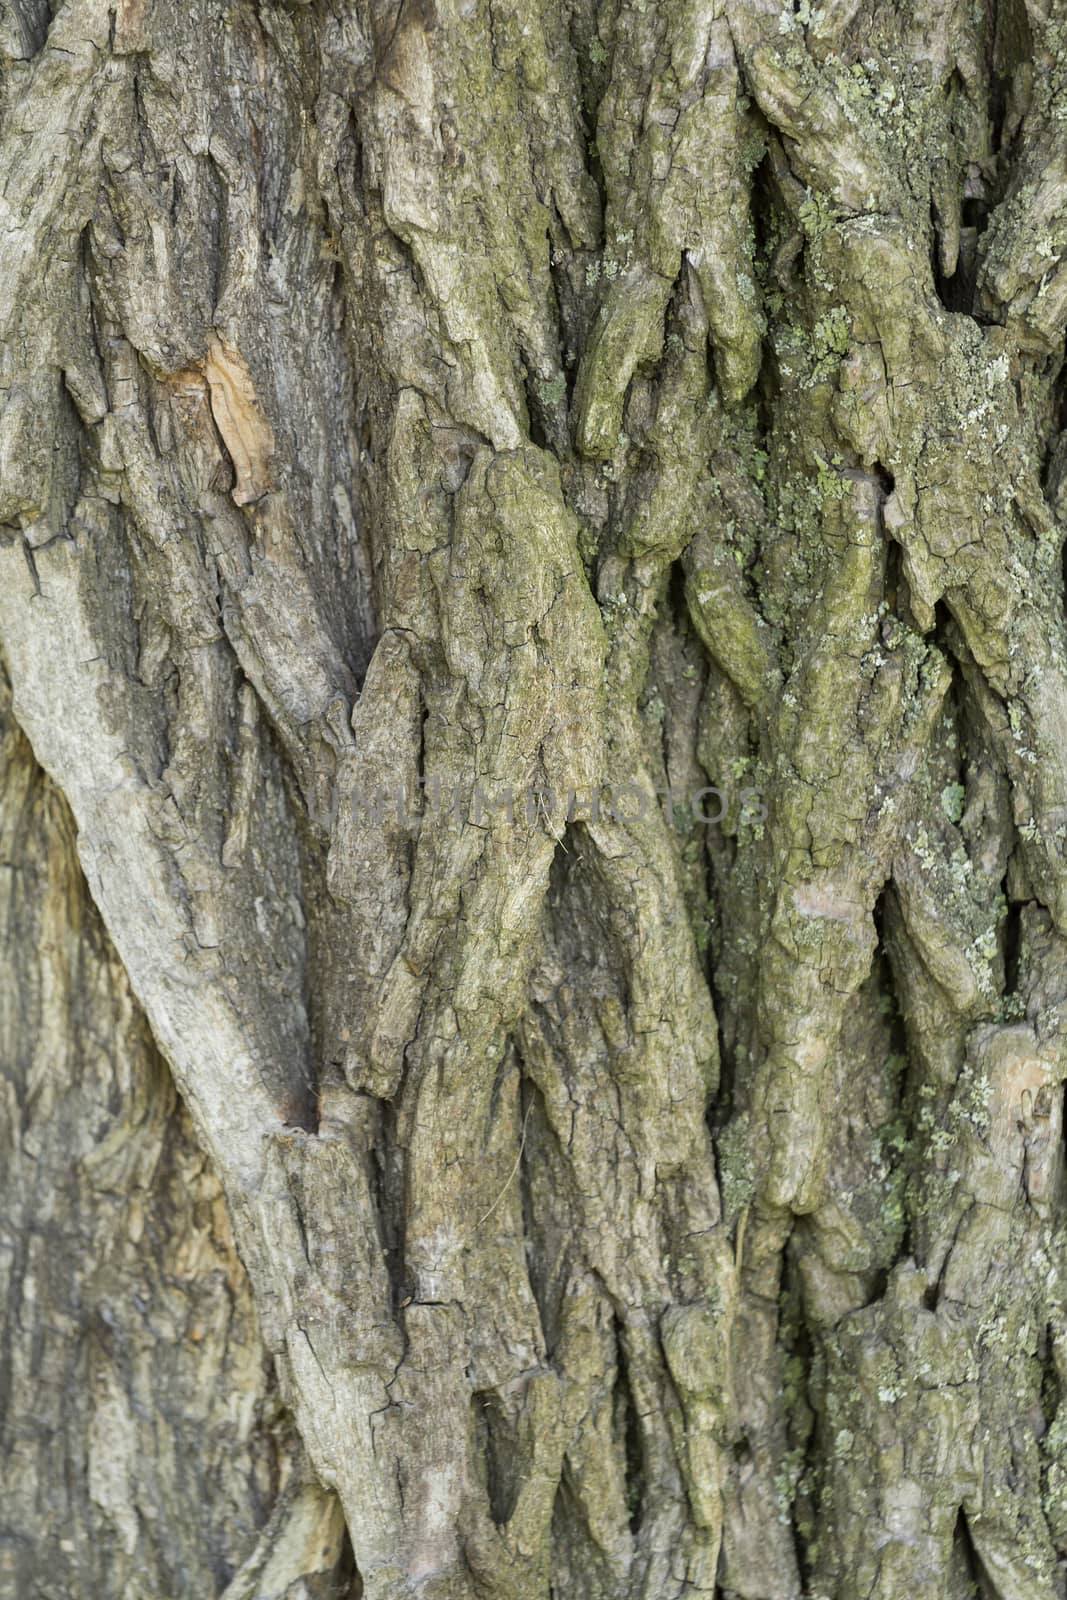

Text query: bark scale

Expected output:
[3,2,1067,1598]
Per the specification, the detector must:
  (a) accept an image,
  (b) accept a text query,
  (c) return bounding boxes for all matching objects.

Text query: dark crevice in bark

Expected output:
[1003,890,1025,997]
[1040,1320,1060,1438]
[779,1244,818,1592]
[288,1097,320,1136]
[703,769,749,1161]
[516,1074,560,1357]
[923,1259,945,1312]
[546,207,585,421]
[961,197,990,232]
[372,1098,407,1315]
[612,1316,645,1537]
[933,201,983,317]
[953,1505,996,1599]
[471,1387,514,1527]
[862,1265,891,1309]
[883,535,909,626]
[874,888,922,1276]
[521,362,552,455]
[705,936,735,1151]
[338,1527,365,1599]
[752,142,794,304]
[665,557,688,633]
[1049,354,1067,445]
[567,8,608,219]
[872,460,895,500]
[933,598,963,670]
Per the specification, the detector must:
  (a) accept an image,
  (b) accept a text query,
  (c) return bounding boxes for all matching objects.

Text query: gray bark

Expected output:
[3,2,1067,1598]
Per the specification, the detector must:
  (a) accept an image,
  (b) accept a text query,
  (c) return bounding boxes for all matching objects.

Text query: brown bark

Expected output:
[4,2,1067,1597]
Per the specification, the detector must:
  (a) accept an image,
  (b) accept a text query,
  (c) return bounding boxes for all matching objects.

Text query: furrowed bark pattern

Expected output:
[5,2,1067,1598]
[0,688,356,1599]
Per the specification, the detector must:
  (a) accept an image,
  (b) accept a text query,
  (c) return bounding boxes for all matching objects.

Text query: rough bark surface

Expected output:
[4,2,1067,1597]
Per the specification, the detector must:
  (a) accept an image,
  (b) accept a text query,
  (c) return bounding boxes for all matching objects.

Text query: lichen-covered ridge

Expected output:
[4,0,1067,1596]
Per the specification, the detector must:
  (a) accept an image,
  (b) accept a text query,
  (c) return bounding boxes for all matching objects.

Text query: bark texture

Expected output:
[4,1,1067,1597]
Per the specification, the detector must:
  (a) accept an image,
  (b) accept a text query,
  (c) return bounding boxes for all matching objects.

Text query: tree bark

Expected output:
[4,1,1067,1596]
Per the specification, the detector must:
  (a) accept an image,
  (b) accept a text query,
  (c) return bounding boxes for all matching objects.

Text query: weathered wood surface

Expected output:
[4,2,1067,1596]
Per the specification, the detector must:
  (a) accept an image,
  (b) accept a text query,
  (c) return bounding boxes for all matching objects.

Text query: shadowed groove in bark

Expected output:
[953,1506,995,1600]
[613,1314,646,1540]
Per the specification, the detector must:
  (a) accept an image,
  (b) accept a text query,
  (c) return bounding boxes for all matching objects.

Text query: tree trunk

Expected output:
[4,1,1067,1596]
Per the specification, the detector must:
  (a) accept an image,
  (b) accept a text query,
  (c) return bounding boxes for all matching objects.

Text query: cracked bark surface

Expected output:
[5,1,1067,1597]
